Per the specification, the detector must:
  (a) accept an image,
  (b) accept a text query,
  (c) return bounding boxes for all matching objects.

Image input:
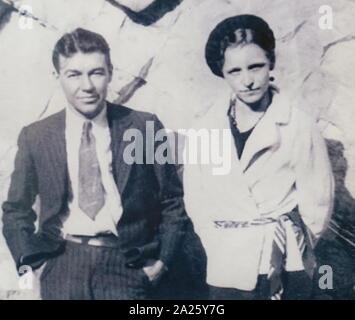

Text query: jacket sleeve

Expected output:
[151,115,188,266]
[182,154,208,236]
[294,117,335,241]
[2,126,39,268]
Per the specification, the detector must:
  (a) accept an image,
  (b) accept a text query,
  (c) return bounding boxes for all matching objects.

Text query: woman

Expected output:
[183,14,334,300]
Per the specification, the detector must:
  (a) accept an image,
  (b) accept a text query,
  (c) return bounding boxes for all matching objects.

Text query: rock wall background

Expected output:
[0,0,354,299]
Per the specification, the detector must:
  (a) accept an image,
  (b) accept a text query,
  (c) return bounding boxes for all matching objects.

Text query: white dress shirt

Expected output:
[183,87,334,290]
[61,104,123,236]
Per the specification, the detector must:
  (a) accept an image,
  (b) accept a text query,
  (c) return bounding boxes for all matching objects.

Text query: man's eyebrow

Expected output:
[90,67,106,73]
[64,69,81,74]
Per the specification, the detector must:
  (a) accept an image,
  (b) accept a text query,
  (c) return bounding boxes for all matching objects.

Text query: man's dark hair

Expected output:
[52,28,113,73]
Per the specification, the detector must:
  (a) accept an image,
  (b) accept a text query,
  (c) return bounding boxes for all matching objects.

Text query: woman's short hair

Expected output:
[205,14,275,77]
[52,28,113,73]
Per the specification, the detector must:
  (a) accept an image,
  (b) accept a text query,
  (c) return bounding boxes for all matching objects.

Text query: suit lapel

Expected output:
[107,103,134,196]
[42,109,72,200]
[42,104,135,201]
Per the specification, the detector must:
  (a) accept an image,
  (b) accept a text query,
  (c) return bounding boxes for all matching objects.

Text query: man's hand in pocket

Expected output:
[142,259,167,282]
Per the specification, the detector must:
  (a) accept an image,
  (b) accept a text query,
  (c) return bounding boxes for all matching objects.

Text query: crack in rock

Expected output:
[37,97,53,120]
[321,34,355,59]
[278,20,307,42]
[114,57,154,105]
[2,0,58,30]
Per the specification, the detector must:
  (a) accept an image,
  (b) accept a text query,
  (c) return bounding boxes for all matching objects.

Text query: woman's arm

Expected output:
[294,114,335,241]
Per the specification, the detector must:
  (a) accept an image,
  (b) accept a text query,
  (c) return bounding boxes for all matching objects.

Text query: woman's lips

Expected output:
[240,88,261,95]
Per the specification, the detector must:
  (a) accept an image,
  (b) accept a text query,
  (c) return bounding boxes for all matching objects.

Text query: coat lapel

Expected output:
[239,112,280,172]
[107,102,133,196]
[42,109,71,200]
[239,88,292,172]
[42,104,135,201]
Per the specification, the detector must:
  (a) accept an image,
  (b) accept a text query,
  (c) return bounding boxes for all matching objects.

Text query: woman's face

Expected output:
[222,43,271,105]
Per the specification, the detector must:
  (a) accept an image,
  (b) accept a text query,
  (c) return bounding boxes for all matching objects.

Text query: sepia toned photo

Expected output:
[0,0,354,301]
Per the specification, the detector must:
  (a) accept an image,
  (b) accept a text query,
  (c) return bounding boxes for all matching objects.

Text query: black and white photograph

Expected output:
[0,0,354,302]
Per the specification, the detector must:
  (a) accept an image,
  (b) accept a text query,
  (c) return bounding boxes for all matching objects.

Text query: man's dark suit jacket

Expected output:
[2,102,188,271]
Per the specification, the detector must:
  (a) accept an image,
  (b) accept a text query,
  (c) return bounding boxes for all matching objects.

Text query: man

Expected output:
[2,28,188,300]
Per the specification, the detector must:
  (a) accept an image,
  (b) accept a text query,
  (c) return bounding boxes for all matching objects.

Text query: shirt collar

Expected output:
[226,85,292,125]
[66,102,108,130]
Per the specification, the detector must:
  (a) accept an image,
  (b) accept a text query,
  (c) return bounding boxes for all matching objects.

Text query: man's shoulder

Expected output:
[24,109,65,136]
[107,102,159,126]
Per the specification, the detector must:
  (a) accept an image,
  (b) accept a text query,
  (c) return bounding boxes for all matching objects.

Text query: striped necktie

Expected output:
[78,121,105,220]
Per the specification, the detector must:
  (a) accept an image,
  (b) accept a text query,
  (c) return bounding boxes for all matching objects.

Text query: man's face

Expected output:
[57,51,112,119]
[222,43,270,105]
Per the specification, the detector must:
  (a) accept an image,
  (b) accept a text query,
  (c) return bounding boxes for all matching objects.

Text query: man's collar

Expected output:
[66,101,108,129]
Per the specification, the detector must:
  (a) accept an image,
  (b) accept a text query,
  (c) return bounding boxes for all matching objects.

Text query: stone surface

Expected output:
[0,0,354,298]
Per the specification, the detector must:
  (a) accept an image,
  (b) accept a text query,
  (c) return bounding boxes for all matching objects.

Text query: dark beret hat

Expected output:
[205,14,275,77]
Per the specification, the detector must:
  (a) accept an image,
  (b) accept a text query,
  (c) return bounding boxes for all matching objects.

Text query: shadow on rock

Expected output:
[313,139,355,300]
[106,0,184,26]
